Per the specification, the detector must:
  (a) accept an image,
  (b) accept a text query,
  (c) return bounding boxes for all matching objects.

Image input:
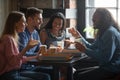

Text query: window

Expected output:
[85,0,120,38]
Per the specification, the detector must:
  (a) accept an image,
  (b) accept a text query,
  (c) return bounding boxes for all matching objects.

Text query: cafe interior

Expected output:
[0,0,120,80]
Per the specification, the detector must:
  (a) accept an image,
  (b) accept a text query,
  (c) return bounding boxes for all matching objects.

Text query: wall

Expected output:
[0,0,77,35]
[19,0,53,8]
[0,0,18,35]
[19,0,77,28]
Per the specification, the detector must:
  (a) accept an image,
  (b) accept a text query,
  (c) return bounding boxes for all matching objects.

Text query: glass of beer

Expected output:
[39,45,47,54]
[49,46,57,54]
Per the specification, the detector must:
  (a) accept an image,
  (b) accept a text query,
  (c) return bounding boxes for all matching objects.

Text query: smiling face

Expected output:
[52,18,63,32]
[32,13,43,29]
[15,16,27,33]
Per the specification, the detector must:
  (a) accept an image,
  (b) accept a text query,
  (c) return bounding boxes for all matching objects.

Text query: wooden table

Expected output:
[28,53,87,80]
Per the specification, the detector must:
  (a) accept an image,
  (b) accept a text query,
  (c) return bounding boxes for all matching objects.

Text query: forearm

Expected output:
[20,46,30,56]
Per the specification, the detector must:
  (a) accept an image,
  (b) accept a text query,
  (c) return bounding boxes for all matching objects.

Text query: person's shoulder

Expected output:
[18,31,26,38]
[1,35,13,42]
[104,26,119,37]
[107,26,118,33]
[2,35,11,39]
[34,29,39,33]
[18,31,26,34]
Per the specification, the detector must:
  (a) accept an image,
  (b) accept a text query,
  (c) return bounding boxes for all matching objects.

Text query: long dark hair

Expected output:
[44,12,66,34]
[93,8,120,38]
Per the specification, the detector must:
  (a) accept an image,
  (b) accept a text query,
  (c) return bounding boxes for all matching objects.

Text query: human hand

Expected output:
[36,53,42,60]
[56,46,63,52]
[75,42,86,53]
[64,39,74,49]
[27,39,40,49]
[68,28,81,38]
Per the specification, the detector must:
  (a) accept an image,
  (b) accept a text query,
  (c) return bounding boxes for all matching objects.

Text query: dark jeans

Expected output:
[0,69,50,80]
[20,64,53,79]
[73,57,98,70]
[73,66,117,80]
[32,66,53,76]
